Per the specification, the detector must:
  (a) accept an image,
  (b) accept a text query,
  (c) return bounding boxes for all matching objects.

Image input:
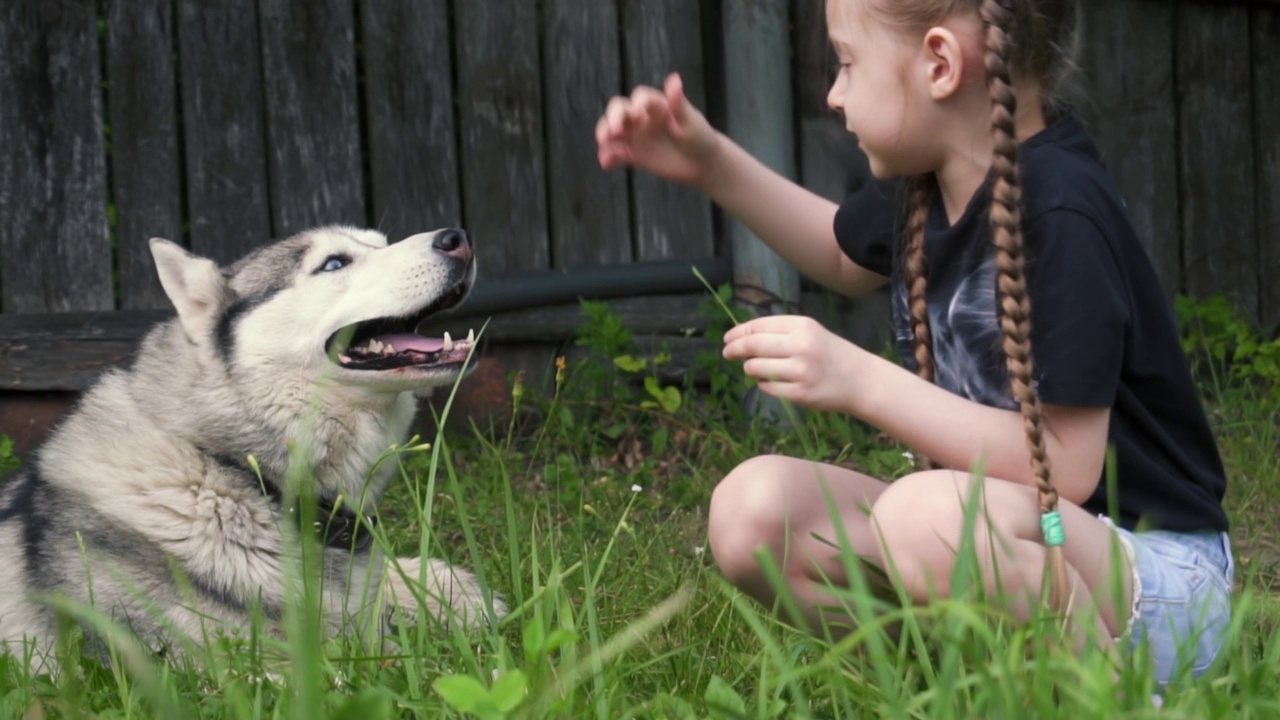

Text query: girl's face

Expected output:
[825,0,985,180]
[826,0,926,178]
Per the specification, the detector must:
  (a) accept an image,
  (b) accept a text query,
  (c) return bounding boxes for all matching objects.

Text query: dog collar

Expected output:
[205,451,376,552]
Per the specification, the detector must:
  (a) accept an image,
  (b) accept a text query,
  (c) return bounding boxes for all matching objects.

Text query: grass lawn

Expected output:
[0,298,1277,719]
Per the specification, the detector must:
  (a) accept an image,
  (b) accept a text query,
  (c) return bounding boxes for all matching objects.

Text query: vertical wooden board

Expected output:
[1080,0,1180,296]
[358,0,460,243]
[106,0,182,310]
[259,0,365,238]
[1254,6,1280,328]
[177,0,272,263]
[621,0,714,261]
[0,1,112,314]
[454,0,549,276]
[1177,3,1257,316]
[794,0,867,203]
[723,0,799,309]
[542,0,632,268]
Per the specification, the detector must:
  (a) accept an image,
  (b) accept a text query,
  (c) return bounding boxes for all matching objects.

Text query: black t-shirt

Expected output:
[834,113,1228,533]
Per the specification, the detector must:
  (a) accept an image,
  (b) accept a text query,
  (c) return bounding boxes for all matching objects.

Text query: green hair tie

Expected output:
[1040,511,1066,547]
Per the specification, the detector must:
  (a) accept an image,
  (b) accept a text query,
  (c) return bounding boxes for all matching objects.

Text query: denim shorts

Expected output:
[1103,517,1234,684]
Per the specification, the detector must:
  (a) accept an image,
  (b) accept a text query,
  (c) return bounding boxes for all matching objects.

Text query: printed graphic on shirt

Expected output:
[891,254,1019,412]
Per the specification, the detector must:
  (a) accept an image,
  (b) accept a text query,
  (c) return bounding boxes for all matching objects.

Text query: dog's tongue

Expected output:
[378,333,444,353]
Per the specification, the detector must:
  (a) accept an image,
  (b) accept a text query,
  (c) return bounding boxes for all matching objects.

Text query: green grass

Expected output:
[1,318,1278,719]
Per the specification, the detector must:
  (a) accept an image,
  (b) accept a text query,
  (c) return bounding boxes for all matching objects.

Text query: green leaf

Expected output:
[433,674,489,713]
[489,670,528,713]
[522,617,546,664]
[613,354,648,373]
[331,688,392,720]
[541,628,580,655]
[705,675,747,719]
[658,386,682,413]
[652,426,670,456]
[643,376,662,397]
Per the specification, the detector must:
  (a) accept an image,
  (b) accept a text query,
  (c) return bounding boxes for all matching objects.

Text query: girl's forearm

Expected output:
[848,354,1105,504]
[697,136,886,297]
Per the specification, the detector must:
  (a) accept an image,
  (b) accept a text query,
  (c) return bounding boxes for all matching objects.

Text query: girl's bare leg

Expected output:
[708,459,1133,643]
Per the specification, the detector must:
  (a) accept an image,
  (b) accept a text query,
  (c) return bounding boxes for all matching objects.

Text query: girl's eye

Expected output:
[318,255,350,273]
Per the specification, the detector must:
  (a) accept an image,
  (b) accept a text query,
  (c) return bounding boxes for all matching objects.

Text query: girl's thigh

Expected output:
[709,455,890,584]
[873,471,1134,633]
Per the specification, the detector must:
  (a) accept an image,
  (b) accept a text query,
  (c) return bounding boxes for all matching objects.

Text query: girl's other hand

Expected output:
[722,316,867,414]
[595,73,722,187]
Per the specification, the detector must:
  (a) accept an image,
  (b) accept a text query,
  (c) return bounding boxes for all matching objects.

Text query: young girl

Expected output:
[595,0,1232,684]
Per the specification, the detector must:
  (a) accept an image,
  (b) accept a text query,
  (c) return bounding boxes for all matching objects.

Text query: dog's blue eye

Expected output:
[319,255,350,273]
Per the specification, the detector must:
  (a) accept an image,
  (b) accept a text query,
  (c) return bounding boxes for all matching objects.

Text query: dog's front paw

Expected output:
[384,557,507,630]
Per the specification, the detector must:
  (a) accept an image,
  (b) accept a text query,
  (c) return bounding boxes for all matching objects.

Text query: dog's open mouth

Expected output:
[325,283,475,371]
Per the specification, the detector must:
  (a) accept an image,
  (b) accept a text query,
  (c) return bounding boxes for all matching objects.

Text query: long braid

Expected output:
[980,0,1071,615]
[904,175,936,386]
[903,174,940,470]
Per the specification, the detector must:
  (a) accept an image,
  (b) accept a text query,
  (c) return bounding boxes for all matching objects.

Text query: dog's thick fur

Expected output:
[0,226,505,657]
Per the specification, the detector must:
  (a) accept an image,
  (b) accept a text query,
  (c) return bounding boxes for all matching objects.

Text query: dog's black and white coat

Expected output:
[0,226,505,656]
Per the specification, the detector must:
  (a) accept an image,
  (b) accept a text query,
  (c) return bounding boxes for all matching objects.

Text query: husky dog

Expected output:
[0,226,505,657]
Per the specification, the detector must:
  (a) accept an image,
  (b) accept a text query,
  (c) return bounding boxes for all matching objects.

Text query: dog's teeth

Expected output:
[443,332,454,352]
[382,343,396,356]
[466,328,475,344]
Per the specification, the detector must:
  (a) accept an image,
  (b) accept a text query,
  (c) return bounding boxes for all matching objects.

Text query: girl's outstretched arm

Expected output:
[596,73,886,298]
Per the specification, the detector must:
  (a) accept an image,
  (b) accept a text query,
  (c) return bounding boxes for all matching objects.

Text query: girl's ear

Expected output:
[921,27,966,101]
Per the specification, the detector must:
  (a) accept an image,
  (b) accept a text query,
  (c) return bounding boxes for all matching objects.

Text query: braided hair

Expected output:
[873,0,1080,612]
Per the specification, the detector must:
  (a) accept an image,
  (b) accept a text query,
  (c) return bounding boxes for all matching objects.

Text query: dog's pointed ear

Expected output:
[150,238,228,339]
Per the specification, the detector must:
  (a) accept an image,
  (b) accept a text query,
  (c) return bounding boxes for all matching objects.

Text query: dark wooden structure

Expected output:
[0,0,1276,450]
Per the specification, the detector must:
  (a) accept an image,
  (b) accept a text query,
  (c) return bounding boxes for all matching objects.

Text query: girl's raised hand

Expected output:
[723,316,868,414]
[595,73,721,187]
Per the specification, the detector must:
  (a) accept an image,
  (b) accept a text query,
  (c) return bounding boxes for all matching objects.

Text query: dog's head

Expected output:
[150,226,478,393]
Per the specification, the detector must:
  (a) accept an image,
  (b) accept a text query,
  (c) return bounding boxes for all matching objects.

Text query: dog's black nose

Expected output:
[432,228,469,253]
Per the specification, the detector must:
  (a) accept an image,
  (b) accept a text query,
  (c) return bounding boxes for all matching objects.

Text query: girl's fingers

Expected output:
[605,96,633,136]
[723,332,793,361]
[742,358,798,383]
[722,316,798,344]
[664,73,687,120]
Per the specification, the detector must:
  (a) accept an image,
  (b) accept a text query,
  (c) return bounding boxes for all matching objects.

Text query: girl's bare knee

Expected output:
[871,471,970,598]
[708,455,793,585]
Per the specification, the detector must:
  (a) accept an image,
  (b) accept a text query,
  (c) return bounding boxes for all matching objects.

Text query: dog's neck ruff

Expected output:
[205,451,376,552]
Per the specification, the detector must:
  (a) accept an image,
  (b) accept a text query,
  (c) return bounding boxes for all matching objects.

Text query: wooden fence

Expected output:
[0,0,1277,395]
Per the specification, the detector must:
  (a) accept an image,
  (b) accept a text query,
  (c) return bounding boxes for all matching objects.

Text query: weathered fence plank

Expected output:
[1254,6,1280,328]
[1081,0,1181,297]
[0,0,112,314]
[106,0,182,310]
[177,0,272,263]
[1177,3,1258,317]
[794,0,868,204]
[0,294,712,391]
[621,0,715,261]
[723,0,800,312]
[542,0,633,268]
[358,0,461,243]
[259,0,365,238]
[454,0,549,276]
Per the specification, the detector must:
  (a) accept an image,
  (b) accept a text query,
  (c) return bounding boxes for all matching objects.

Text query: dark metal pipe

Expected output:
[441,257,733,320]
